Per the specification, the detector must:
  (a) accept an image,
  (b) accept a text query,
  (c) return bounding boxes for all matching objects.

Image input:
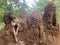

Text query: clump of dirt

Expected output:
[0,12,21,45]
[18,10,46,45]
[4,12,16,24]
[42,1,59,45]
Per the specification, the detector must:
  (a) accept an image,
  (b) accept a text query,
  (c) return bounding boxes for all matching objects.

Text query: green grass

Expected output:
[58,16,60,21]
[57,12,60,21]
[0,23,4,30]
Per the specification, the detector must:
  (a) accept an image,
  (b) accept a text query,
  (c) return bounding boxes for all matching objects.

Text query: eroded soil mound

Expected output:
[0,1,60,45]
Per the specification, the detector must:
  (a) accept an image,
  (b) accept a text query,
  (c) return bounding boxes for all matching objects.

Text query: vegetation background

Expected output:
[0,0,60,29]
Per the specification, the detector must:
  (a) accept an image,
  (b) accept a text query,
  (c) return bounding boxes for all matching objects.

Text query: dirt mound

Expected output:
[0,11,46,45]
[42,1,59,45]
[18,11,46,45]
[0,1,59,45]
[0,12,19,45]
